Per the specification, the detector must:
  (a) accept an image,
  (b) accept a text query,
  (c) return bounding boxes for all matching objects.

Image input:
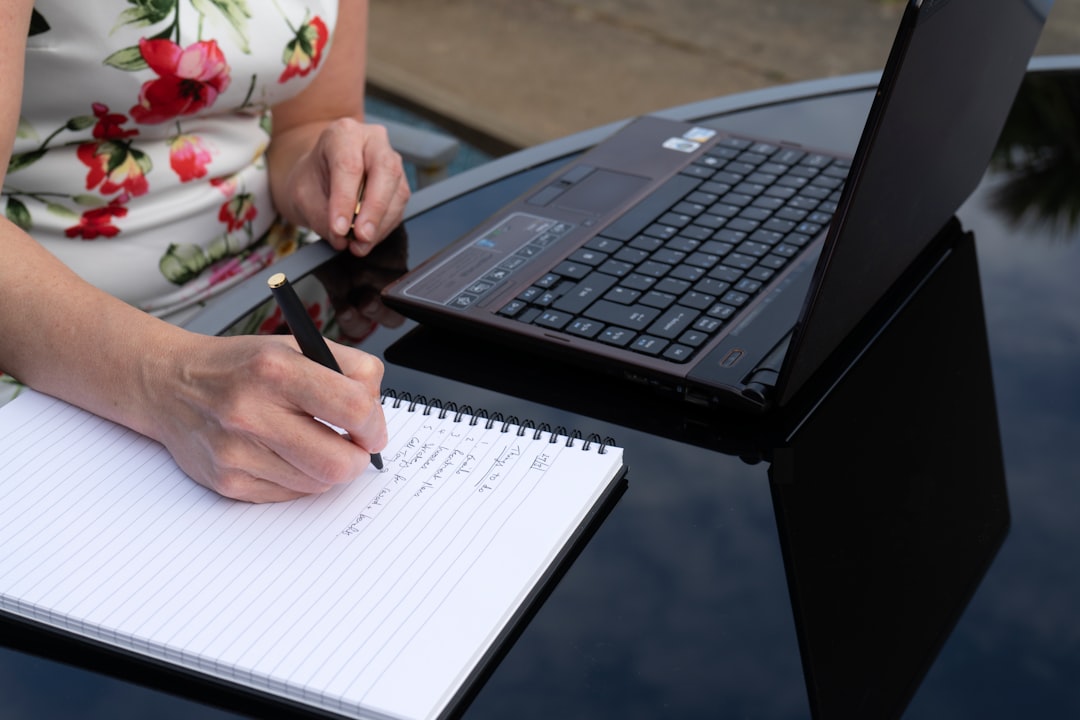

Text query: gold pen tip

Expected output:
[268,272,287,289]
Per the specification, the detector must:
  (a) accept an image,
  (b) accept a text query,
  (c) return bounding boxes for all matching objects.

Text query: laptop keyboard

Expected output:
[496,135,849,363]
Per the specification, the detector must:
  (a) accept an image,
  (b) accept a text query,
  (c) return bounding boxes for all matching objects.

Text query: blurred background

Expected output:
[366,0,1080,163]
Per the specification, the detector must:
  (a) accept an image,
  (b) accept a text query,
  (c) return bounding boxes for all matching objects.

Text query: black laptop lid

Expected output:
[775,0,1053,406]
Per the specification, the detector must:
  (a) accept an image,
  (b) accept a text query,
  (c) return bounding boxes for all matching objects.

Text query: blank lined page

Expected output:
[0,390,623,720]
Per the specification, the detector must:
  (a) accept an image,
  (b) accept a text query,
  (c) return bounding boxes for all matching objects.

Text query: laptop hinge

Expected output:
[742,331,794,404]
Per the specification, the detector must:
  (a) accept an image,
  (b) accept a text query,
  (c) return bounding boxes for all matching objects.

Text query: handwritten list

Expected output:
[0,390,624,720]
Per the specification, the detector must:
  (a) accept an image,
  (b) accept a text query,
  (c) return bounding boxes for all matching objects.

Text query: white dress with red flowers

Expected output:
[6,0,337,323]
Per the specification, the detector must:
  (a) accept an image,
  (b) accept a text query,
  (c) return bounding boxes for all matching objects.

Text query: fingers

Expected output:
[315,119,409,255]
[162,336,387,503]
[349,138,411,252]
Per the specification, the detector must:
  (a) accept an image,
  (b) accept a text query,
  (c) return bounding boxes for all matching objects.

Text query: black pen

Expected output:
[267,272,384,470]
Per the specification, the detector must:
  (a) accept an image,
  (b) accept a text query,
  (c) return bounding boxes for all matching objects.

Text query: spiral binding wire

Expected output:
[381,389,615,454]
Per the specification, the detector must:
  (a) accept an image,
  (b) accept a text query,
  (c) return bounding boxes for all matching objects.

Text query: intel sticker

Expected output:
[663,137,700,153]
[683,127,717,143]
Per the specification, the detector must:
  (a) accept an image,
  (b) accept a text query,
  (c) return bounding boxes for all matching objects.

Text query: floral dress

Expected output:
[2,0,340,404]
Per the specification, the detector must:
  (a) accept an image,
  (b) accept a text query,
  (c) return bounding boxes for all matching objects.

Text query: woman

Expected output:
[0,1,410,502]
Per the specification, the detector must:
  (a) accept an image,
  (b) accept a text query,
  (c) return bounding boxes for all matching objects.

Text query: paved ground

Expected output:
[367,0,1080,152]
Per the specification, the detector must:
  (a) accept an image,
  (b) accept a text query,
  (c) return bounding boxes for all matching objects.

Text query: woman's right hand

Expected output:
[151,333,387,503]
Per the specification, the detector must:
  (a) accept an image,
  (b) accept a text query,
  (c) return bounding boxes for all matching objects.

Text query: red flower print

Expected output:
[170,134,213,182]
[279,17,329,83]
[211,175,238,197]
[257,301,321,334]
[219,193,256,233]
[90,103,138,140]
[65,199,129,240]
[258,304,286,334]
[130,38,231,125]
[77,141,151,197]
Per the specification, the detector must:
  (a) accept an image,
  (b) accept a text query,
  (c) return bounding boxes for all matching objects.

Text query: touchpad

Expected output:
[552,169,649,216]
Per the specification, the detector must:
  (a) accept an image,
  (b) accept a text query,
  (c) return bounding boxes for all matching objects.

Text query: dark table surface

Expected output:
[4,57,1080,720]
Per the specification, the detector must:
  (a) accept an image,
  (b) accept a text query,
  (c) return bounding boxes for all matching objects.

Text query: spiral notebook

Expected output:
[0,389,626,720]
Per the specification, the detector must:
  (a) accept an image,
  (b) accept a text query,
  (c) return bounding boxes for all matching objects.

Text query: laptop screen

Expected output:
[777,0,1054,405]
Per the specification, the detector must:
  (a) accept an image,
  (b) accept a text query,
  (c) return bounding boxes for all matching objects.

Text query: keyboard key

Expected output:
[708,265,745,283]
[678,330,710,348]
[648,306,699,338]
[552,272,619,314]
[772,148,806,165]
[735,278,762,294]
[721,290,750,307]
[739,206,773,222]
[629,235,664,252]
[678,225,714,241]
[667,235,704,252]
[566,318,604,338]
[735,240,771,257]
[801,153,834,168]
[553,260,591,280]
[722,253,757,270]
[680,291,715,310]
[597,259,634,277]
[685,252,722,270]
[655,277,692,295]
[498,299,528,318]
[535,310,573,330]
[759,254,789,269]
[673,201,707,217]
[586,235,624,253]
[708,303,738,320]
[598,326,635,347]
[720,192,754,208]
[652,248,688,265]
[636,260,672,278]
[643,223,679,240]
[658,212,693,228]
[726,218,760,233]
[605,286,641,304]
[763,185,798,200]
[614,247,650,264]
[641,290,678,309]
[747,266,775,282]
[695,277,730,296]
[663,344,695,363]
[519,307,543,324]
[725,161,757,175]
[776,207,809,222]
[694,316,723,333]
[518,286,544,302]
[687,190,720,205]
[620,273,657,291]
[750,229,785,246]
[680,165,715,180]
[667,264,706,282]
[584,301,661,331]
[787,195,821,211]
[631,335,669,356]
[567,248,607,265]
[716,136,752,150]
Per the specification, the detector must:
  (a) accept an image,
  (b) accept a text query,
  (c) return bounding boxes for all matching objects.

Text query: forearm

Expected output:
[0,219,189,438]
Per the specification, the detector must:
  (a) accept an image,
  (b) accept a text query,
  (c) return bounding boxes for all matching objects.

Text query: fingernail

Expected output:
[334,216,350,235]
[350,240,370,256]
[360,222,377,242]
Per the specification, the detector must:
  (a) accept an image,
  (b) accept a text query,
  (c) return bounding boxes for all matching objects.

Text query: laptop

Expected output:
[382,0,1053,413]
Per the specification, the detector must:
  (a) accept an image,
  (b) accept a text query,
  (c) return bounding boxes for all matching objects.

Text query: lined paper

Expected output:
[0,390,624,720]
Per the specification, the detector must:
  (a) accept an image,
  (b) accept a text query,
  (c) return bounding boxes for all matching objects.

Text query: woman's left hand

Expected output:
[281,118,410,257]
